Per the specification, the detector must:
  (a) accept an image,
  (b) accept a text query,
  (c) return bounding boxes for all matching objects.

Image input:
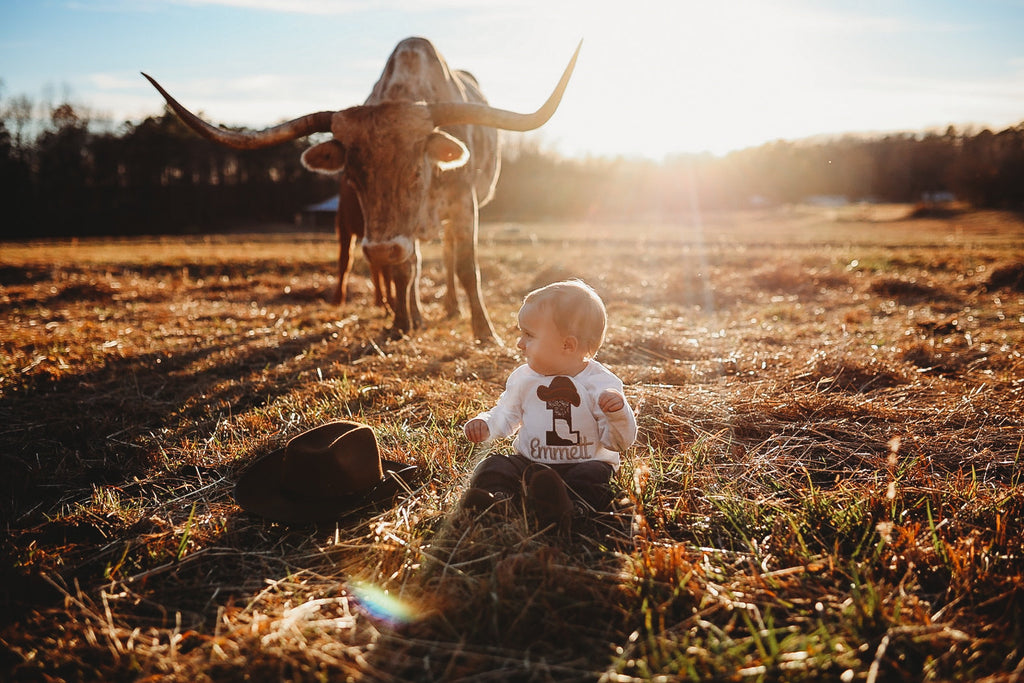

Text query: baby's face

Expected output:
[516,302,585,376]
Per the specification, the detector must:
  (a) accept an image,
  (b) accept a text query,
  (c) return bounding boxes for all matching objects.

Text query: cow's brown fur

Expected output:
[303,38,502,342]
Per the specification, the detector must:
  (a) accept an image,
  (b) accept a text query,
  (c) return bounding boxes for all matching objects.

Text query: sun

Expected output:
[532,0,845,158]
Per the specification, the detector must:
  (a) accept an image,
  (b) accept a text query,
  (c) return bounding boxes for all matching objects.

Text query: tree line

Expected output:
[486,124,1024,222]
[2,91,1022,240]
[1,95,335,239]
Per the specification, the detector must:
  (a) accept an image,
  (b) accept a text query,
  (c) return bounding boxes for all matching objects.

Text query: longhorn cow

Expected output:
[144,37,580,343]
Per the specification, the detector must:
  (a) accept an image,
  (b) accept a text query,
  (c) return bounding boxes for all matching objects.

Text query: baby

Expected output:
[462,279,637,532]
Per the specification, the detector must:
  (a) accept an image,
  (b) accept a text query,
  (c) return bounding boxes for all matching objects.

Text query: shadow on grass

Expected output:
[354,507,641,681]
[0,310,415,623]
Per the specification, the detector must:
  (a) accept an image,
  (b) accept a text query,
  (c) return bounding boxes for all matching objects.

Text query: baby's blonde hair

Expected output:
[523,279,607,357]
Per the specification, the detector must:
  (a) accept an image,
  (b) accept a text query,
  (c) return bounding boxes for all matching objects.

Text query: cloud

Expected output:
[166,0,369,13]
[163,0,496,14]
[87,73,142,90]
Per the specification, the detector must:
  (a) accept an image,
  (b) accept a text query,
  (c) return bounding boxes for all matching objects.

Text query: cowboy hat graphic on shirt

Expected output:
[234,421,418,524]
[536,376,581,446]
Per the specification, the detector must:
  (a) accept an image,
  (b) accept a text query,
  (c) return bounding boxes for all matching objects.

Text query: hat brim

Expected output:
[234,448,419,524]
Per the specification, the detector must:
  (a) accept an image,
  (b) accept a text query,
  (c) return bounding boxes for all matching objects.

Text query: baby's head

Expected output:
[522,279,607,359]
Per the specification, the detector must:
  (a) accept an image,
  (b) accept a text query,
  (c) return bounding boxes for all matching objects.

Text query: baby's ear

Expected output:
[562,335,579,353]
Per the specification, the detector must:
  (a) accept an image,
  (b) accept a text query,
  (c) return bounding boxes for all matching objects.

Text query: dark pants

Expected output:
[469,452,615,512]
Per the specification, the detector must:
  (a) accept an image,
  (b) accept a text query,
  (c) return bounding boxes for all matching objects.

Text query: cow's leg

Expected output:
[332,218,356,305]
[386,259,414,336]
[409,240,424,329]
[450,191,499,344]
[383,265,397,312]
[369,261,389,310]
[442,223,460,319]
[371,242,421,337]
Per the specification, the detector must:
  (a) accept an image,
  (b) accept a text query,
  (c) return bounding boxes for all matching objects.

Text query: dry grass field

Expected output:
[2,205,1023,681]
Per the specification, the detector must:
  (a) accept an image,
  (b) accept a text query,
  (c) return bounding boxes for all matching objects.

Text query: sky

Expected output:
[2,0,1024,160]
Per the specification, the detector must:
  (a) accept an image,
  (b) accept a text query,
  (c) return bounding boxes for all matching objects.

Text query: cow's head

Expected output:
[142,40,579,267]
[297,103,470,263]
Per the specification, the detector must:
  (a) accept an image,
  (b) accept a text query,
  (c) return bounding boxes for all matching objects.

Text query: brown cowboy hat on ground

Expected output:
[234,421,418,523]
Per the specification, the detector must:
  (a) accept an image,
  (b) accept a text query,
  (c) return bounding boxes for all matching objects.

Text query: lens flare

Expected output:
[347,580,418,627]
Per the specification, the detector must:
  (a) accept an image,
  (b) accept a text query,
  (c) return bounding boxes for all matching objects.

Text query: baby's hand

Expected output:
[598,388,625,414]
[464,418,490,443]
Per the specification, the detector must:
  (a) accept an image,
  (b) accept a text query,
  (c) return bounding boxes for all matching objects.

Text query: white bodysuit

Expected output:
[472,361,638,469]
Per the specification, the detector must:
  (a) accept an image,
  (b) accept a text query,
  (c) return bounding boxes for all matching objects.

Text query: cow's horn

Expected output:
[428,40,581,132]
[142,73,334,150]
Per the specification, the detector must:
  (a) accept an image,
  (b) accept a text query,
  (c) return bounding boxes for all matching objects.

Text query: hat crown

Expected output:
[279,422,383,500]
[235,420,418,523]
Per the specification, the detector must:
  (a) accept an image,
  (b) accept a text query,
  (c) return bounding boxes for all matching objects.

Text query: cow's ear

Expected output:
[426,131,469,170]
[301,140,347,174]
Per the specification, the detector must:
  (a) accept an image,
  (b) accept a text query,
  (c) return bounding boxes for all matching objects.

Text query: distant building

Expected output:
[297,195,339,229]
[921,191,956,203]
[804,195,848,207]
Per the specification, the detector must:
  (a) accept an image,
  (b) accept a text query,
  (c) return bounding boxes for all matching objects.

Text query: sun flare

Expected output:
[535,1,864,157]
